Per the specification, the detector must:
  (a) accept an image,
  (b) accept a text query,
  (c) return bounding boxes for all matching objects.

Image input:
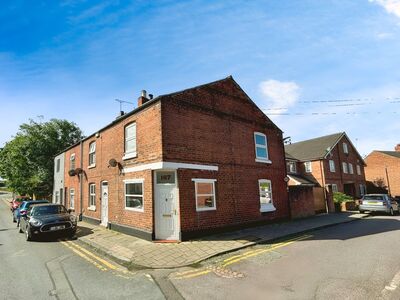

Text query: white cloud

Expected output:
[370,0,400,18]
[258,79,300,112]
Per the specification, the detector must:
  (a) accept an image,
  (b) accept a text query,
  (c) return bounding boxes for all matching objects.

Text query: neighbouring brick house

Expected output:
[365,145,400,197]
[56,76,290,241]
[285,132,367,212]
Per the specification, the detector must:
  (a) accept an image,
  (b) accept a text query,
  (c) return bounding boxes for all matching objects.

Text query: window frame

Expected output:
[254,132,271,163]
[332,184,338,193]
[192,178,217,212]
[55,191,60,204]
[70,153,76,170]
[88,183,96,210]
[304,161,312,173]
[348,163,354,174]
[70,188,75,209]
[356,165,361,175]
[359,184,365,196]
[124,179,144,212]
[123,123,137,160]
[259,179,276,212]
[342,162,348,174]
[287,161,297,173]
[329,160,335,172]
[56,158,60,173]
[88,141,96,168]
[343,142,348,154]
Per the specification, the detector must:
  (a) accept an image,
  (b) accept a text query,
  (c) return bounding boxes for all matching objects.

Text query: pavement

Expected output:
[74,212,369,269]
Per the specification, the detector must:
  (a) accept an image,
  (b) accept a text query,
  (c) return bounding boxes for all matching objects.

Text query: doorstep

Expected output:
[75,212,370,269]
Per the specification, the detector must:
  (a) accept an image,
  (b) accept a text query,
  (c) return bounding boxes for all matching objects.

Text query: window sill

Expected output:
[88,164,96,169]
[125,207,144,212]
[196,207,216,212]
[88,206,96,211]
[255,158,272,164]
[123,152,137,160]
[260,204,276,213]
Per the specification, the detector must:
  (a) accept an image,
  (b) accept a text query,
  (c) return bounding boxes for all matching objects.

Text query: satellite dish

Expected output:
[75,168,83,174]
[109,159,118,167]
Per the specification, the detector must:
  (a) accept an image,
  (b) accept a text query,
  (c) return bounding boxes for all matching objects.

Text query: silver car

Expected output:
[359,194,399,215]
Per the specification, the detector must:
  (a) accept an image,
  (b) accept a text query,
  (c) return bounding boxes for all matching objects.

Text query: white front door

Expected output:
[101,182,109,226]
[154,171,179,240]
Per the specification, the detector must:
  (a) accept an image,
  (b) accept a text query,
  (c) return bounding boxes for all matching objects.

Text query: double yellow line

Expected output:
[173,234,312,280]
[60,240,121,273]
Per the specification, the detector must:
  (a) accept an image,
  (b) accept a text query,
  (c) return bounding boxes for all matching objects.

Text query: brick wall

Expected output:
[365,151,400,197]
[289,186,315,219]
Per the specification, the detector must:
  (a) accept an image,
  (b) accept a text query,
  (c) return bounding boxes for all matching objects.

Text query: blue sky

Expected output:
[1,0,400,156]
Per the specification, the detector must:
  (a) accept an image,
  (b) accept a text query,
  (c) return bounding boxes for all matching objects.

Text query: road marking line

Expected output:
[64,240,118,270]
[382,269,400,297]
[173,234,312,280]
[60,241,107,271]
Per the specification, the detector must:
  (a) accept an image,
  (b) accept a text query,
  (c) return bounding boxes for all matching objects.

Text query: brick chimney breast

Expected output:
[395,144,400,151]
[138,90,149,107]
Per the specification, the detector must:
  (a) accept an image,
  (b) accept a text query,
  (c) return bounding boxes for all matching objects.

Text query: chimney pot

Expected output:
[149,94,153,100]
[141,90,147,98]
[138,90,149,107]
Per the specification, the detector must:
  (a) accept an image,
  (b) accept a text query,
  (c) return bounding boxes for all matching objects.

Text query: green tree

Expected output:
[0,119,83,197]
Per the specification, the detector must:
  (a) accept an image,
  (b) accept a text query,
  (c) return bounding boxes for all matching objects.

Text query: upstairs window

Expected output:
[348,163,354,174]
[356,165,361,175]
[287,161,297,173]
[343,143,348,154]
[70,154,76,170]
[89,142,96,167]
[124,123,137,159]
[56,158,60,173]
[342,162,348,174]
[329,160,335,172]
[254,132,269,162]
[304,161,312,173]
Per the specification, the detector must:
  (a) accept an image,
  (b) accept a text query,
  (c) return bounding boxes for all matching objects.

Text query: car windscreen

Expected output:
[31,205,67,216]
[363,195,384,201]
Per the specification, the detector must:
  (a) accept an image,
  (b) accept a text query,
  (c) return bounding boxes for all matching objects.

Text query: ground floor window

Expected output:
[89,183,96,209]
[192,179,216,211]
[359,184,366,196]
[259,179,275,212]
[55,191,59,204]
[332,184,338,193]
[124,179,144,211]
[70,188,75,209]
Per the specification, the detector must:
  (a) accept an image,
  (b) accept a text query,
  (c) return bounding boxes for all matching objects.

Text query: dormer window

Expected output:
[304,161,312,173]
[254,132,270,163]
[123,123,137,160]
[287,161,297,173]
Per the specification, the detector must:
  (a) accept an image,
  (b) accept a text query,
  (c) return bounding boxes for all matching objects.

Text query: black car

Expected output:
[19,203,77,241]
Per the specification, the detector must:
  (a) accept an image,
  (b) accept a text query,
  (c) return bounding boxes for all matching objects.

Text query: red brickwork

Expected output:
[289,186,315,219]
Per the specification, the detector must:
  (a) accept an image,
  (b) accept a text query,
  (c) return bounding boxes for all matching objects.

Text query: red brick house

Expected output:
[57,77,290,241]
[285,132,367,212]
[365,145,400,197]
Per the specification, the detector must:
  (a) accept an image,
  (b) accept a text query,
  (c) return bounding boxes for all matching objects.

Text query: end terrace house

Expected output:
[55,76,289,241]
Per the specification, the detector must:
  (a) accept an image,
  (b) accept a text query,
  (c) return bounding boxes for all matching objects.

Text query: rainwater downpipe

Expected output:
[79,140,83,221]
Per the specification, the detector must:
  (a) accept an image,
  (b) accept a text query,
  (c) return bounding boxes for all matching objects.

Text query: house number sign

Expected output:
[156,171,175,184]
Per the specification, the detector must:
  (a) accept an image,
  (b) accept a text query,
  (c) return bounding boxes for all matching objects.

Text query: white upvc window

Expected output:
[254,132,270,163]
[70,153,76,170]
[329,160,335,172]
[332,184,338,193]
[124,179,144,211]
[88,142,96,167]
[287,161,297,173]
[56,159,60,173]
[304,161,312,173]
[89,183,96,210]
[356,165,361,175]
[70,188,75,209]
[55,191,60,204]
[259,179,276,212]
[348,163,354,174]
[343,142,348,154]
[360,184,365,196]
[193,179,217,211]
[123,123,137,160]
[342,162,348,174]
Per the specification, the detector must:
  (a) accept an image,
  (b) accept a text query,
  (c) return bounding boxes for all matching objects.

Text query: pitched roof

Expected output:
[376,151,400,159]
[288,174,317,186]
[285,132,344,161]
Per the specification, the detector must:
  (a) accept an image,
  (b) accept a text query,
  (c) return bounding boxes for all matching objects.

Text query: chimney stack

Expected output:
[395,144,400,152]
[138,90,149,107]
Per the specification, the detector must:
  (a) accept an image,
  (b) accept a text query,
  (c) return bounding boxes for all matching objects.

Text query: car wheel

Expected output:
[25,226,32,241]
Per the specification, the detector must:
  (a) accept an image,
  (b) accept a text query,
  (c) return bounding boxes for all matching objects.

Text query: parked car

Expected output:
[19,203,77,241]
[9,196,30,212]
[359,194,399,215]
[13,199,49,225]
